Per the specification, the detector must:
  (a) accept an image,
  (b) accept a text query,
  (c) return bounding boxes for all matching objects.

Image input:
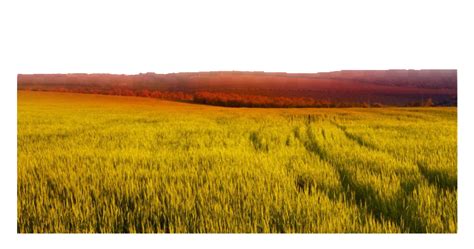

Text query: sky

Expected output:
[2,0,468,74]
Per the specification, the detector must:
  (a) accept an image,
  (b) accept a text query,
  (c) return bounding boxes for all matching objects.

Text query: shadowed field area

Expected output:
[17,91,457,233]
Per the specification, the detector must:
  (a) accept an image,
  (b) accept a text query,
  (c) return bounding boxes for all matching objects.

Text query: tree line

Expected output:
[22,86,444,108]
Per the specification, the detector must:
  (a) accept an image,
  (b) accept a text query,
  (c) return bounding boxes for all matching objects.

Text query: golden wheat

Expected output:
[17,91,457,233]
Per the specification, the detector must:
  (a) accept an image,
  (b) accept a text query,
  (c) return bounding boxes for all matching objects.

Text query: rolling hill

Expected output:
[17,70,457,107]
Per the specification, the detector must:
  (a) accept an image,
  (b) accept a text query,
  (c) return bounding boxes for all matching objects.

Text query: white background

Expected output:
[1,0,473,248]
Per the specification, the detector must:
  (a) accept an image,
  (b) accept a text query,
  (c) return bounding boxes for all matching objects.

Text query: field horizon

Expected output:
[18,70,457,108]
[18,90,457,233]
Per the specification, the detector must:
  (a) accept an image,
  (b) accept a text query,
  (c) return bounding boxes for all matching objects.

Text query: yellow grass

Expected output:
[17,91,457,233]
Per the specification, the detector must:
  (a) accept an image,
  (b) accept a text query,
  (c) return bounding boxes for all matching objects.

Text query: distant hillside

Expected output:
[18,70,457,107]
[315,70,456,89]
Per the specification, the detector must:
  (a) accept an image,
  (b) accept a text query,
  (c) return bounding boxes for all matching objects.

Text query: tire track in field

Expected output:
[327,120,454,232]
[330,120,455,190]
[330,122,377,151]
[295,121,404,231]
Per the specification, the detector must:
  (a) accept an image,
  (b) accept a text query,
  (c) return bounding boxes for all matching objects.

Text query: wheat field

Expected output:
[17,91,457,233]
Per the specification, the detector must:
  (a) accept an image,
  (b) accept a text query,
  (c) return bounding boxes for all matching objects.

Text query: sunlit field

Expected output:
[17,91,457,233]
